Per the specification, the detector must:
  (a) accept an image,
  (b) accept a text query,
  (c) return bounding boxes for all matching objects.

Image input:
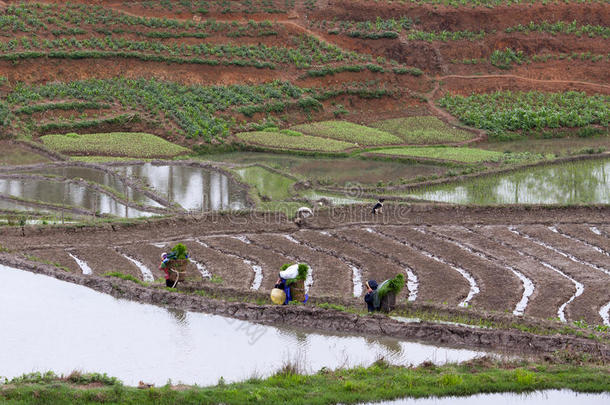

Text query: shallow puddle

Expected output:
[362,389,609,404]
[0,265,486,386]
[406,158,610,204]
[113,163,248,211]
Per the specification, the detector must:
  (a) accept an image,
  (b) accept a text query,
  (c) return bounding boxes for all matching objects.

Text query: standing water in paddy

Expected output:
[113,163,249,211]
[0,265,486,386]
[407,158,610,205]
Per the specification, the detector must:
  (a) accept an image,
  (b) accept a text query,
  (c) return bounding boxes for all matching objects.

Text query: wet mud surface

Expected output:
[0,205,609,355]
[1,252,608,359]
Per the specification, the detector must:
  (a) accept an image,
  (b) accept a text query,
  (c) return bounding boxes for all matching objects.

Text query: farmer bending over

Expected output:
[364,279,380,312]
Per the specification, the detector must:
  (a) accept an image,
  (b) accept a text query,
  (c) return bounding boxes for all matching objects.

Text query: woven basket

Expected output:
[167,259,188,282]
[290,279,306,302]
[380,292,396,313]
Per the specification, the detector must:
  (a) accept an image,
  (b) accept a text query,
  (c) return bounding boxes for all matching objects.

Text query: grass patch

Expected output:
[235,131,355,152]
[1,361,609,404]
[292,121,401,146]
[370,116,476,144]
[373,146,505,163]
[40,132,189,158]
[103,271,145,285]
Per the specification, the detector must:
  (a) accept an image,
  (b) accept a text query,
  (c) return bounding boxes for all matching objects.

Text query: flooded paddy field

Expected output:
[0,265,485,386]
[0,161,250,218]
[405,158,610,205]
[209,153,447,186]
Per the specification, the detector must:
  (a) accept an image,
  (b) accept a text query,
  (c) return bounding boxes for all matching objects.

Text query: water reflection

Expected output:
[362,389,609,404]
[22,166,163,208]
[409,159,610,205]
[0,178,156,218]
[0,265,485,386]
[114,163,248,211]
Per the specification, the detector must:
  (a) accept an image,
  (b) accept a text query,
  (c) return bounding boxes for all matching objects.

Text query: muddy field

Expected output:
[1,205,608,328]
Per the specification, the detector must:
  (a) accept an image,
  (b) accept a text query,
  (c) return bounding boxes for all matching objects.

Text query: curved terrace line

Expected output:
[195,238,262,291]
[469,226,581,323]
[281,234,314,294]
[119,252,154,283]
[600,301,610,327]
[67,252,92,275]
[188,258,212,279]
[418,227,533,316]
[365,227,474,307]
[330,228,419,302]
[292,232,364,297]
[550,226,610,260]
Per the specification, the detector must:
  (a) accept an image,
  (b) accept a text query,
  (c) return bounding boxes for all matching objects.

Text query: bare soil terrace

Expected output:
[0,205,609,357]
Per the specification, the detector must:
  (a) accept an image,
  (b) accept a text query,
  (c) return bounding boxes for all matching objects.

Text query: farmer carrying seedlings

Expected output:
[365,274,404,312]
[364,279,380,312]
[271,263,309,305]
[160,243,189,288]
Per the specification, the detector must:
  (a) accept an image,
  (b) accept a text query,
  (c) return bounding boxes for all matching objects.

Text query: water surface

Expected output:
[364,389,609,404]
[0,178,156,217]
[407,158,610,205]
[113,163,248,211]
[208,153,446,185]
[0,265,485,386]
[20,166,162,208]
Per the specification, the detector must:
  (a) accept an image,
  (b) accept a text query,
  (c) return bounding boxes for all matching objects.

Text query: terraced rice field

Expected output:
[6,211,608,326]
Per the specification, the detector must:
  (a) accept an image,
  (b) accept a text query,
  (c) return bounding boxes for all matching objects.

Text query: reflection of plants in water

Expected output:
[365,337,403,356]
[166,308,188,326]
[417,159,610,204]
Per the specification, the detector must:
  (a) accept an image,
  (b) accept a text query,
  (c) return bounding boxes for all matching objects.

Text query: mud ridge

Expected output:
[418,226,533,316]
[292,232,364,297]
[551,226,610,259]
[1,252,608,358]
[196,238,262,291]
[468,226,582,323]
[327,228,418,302]
[367,227,478,307]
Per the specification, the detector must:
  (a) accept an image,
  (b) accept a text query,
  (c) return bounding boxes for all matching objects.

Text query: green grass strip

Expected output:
[373,146,505,163]
[236,131,356,152]
[370,116,476,144]
[1,361,609,404]
[40,132,189,158]
[292,121,402,146]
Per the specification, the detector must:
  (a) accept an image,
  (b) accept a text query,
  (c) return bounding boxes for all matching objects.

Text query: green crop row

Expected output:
[313,17,606,41]
[235,130,356,151]
[5,79,394,142]
[2,2,281,35]
[315,17,484,41]
[125,0,294,14]
[0,35,364,69]
[370,116,476,144]
[438,91,610,135]
[453,50,609,67]
[15,101,109,115]
[36,114,140,134]
[372,146,506,163]
[505,20,610,38]
[40,132,189,158]
[352,0,601,7]
[291,121,402,146]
